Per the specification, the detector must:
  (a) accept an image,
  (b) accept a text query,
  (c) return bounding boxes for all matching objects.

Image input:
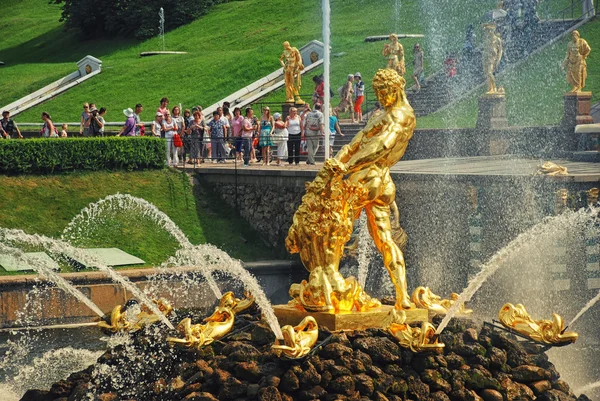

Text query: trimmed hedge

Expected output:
[0,137,166,174]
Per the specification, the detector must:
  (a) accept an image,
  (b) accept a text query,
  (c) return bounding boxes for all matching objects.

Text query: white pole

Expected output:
[323,0,331,160]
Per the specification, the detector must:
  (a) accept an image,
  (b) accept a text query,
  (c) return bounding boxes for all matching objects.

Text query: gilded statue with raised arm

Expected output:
[482,24,504,94]
[382,34,406,76]
[280,41,305,104]
[286,68,416,312]
[562,30,591,93]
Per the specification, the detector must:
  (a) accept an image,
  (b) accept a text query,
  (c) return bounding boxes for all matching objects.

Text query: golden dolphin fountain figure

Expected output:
[286,68,416,313]
[167,291,253,348]
[98,298,173,333]
[412,287,473,316]
[384,309,445,352]
[272,316,319,359]
[498,303,578,345]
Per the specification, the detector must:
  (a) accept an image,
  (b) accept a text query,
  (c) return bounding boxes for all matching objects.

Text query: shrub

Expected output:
[52,0,229,40]
[0,137,166,174]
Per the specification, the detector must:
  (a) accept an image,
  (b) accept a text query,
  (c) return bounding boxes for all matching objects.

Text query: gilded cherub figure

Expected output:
[562,30,591,93]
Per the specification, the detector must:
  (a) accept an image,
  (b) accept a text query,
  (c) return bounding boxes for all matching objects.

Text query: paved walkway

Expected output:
[180,155,600,182]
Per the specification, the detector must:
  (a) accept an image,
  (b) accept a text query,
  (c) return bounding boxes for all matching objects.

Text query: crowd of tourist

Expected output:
[2,71,371,166]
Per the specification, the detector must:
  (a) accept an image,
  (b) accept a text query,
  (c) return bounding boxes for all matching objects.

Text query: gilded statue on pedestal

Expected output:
[482,24,504,94]
[498,303,578,345]
[286,68,416,312]
[272,316,319,359]
[562,30,591,93]
[382,34,406,76]
[280,41,305,104]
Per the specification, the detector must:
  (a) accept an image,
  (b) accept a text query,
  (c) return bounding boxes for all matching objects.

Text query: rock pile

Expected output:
[21,317,592,401]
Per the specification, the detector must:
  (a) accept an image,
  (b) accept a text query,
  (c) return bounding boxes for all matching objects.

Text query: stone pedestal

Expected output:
[273,304,428,331]
[562,91,594,128]
[282,102,305,120]
[476,93,508,130]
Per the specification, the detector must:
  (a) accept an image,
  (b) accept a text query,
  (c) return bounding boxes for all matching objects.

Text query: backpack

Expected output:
[306,113,321,131]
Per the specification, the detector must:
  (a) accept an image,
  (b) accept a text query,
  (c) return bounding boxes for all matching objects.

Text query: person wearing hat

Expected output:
[1,110,22,139]
[118,108,137,137]
[151,111,164,137]
[353,72,365,123]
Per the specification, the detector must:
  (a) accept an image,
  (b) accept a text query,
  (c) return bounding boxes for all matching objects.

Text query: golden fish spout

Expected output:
[411,287,473,316]
[272,316,319,359]
[385,309,445,353]
[98,298,174,333]
[167,292,248,348]
[498,303,578,345]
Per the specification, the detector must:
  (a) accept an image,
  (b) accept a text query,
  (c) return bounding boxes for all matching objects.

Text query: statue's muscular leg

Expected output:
[365,203,411,309]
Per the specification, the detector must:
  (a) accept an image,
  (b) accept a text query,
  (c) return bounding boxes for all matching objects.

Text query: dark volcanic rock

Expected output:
[299,362,321,387]
[328,375,355,395]
[407,376,430,401]
[258,386,282,401]
[480,389,503,401]
[251,322,276,345]
[280,369,300,392]
[354,337,400,363]
[538,389,577,401]
[530,380,552,396]
[429,390,452,401]
[321,342,353,359]
[354,373,374,396]
[21,390,54,401]
[185,392,219,401]
[501,377,535,401]
[421,369,452,393]
[511,365,551,383]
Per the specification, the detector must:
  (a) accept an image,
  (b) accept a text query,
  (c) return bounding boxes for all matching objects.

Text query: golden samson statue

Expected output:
[286,68,416,313]
[280,41,305,104]
[562,30,591,93]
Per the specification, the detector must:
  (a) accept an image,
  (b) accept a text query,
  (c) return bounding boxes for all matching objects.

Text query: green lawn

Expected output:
[2,0,496,125]
[418,18,600,129]
[0,169,276,273]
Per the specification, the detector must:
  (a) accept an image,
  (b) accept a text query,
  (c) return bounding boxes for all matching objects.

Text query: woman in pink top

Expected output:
[157,97,169,117]
[231,107,244,162]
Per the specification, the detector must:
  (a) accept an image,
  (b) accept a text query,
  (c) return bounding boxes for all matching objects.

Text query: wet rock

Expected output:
[247,383,260,399]
[353,350,373,370]
[464,368,501,391]
[421,369,452,393]
[218,375,248,400]
[196,359,214,378]
[463,329,479,343]
[373,370,395,393]
[456,343,487,359]
[501,377,535,401]
[354,374,374,396]
[328,375,355,395]
[180,383,202,397]
[530,380,552,395]
[320,370,333,388]
[258,386,282,401]
[260,375,281,388]
[390,378,408,395]
[185,392,219,401]
[385,364,405,377]
[299,362,321,387]
[321,343,353,359]
[511,365,550,383]
[330,332,352,346]
[49,380,73,398]
[445,353,466,370]
[331,364,352,378]
[298,385,327,400]
[67,382,89,401]
[577,395,592,401]
[236,361,263,383]
[354,337,400,363]
[154,378,168,394]
[222,341,261,361]
[468,354,490,369]
[490,333,527,367]
[434,355,448,368]
[413,355,440,372]
[450,388,482,401]
[407,376,431,401]
[280,370,300,393]
[429,391,452,401]
[538,389,576,401]
[480,389,503,401]
[488,347,507,369]
[373,391,390,401]
[552,380,573,395]
[251,322,276,345]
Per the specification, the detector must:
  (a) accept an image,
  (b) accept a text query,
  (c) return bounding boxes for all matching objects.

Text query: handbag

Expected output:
[173,133,183,148]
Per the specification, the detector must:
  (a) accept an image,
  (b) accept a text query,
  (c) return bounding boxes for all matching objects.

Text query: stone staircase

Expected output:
[314,122,364,161]
[404,18,579,117]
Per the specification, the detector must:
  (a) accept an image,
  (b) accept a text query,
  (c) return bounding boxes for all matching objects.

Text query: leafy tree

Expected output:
[51,0,228,40]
